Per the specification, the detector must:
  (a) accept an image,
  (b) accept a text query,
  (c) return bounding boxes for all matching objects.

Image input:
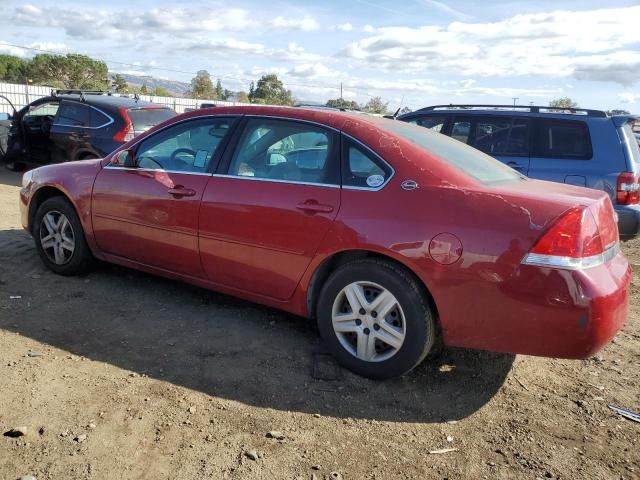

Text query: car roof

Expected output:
[55,94,170,110]
[398,106,610,122]
[176,105,390,131]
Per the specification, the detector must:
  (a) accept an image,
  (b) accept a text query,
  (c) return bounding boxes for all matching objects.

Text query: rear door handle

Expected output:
[296,201,334,213]
[167,186,196,197]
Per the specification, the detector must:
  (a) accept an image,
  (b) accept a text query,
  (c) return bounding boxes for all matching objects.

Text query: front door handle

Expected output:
[167,186,196,197]
[296,201,334,214]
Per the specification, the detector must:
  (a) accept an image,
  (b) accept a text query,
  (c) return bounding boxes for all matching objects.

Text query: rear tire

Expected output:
[33,196,94,275]
[317,258,435,379]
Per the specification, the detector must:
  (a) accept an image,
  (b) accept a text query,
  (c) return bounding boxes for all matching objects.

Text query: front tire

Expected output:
[33,196,94,275]
[317,259,435,379]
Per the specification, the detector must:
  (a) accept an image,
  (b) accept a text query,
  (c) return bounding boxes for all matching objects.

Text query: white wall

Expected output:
[0,81,250,115]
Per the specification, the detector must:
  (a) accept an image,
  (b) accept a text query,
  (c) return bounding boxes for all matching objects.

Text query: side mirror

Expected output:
[113,149,136,168]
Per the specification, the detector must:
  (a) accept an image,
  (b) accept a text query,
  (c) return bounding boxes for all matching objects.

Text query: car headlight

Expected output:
[21,169,34,188]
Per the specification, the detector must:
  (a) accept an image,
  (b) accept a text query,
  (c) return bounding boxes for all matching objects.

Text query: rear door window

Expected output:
[532,119,592,159]
[226,118,339,185]
[406,115,446,133]
[451,116,530,156]
[56,102,91,127]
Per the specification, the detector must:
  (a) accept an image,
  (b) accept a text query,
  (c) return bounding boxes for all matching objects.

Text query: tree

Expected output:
[362,96,389,115]
[27,53,108,90]
[152,86,171,97]
[112,74,129,93]
[140,84,149,95]
[326,98,360,110]
[249,74,294,106]
[237,91,250,103]
[190,70,215,99]
[223,89,233,101]
[215,79,224,100]
[0,55,28,83]
[248,81,255,100]
[549,97,578,109]
[607,109,630,116]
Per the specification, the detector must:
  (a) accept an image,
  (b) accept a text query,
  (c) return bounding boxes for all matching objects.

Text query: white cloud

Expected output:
[0,41,67,57]
[184,39,323,64]
[334,23,354,32]
[340,6,640,85]
[9,4,320,37]
[619,92,640,104]
[268,15,319,32]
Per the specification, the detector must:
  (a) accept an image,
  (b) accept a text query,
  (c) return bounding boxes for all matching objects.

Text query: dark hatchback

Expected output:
[0,91,176,169]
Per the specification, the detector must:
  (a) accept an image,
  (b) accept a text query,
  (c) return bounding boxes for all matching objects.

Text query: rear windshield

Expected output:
[128,108,176,131]
[622,122,640,164]
[381,120,524,184]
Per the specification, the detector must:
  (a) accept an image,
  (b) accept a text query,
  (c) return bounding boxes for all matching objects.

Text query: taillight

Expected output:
[522,206,619,270]
[113,107,134,143]
[616,172,640,205]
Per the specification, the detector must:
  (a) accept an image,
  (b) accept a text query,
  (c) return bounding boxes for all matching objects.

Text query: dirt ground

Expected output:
[0,167,638,480]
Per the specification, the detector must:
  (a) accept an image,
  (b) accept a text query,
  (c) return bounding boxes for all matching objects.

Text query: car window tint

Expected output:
[451,120,471,143]
[25,103,59,118]
[408,116,446,133]
[56,102,91,127]
[343,141,391,188]
[473,117,530,156]
[622,123,640,164]
[89,108,111,128]
[228,119,337,184]
[532,119,592,159]
[132,117,233,172]
[127,108,176,132]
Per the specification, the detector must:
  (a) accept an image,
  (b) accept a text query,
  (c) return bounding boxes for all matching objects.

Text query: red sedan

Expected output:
[19,106,630,379]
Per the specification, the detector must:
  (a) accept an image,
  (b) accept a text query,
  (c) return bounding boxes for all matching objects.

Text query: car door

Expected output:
[21,100,60,164]
[199,117,341,300]
[91,116,237,275]
[49,100,93,162]
[528,118,592,186]
[450,115,531,175]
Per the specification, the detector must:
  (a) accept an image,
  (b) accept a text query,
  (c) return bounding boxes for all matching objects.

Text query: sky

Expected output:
[0,0,639,111]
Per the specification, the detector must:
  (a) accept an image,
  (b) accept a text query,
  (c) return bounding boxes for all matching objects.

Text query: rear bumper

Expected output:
[615,204,640,239]
[439,252,631,359]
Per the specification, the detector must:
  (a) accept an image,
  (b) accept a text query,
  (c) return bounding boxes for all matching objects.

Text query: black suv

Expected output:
[0,90,176,169]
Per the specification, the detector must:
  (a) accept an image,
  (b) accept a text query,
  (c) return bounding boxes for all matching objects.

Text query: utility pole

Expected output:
[512,97,519,106]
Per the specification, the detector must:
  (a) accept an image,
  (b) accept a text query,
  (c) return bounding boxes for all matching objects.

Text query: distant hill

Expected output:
[110,73,191,96]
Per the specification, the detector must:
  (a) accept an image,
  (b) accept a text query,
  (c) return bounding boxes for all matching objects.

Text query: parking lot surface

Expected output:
[0,168,638,479]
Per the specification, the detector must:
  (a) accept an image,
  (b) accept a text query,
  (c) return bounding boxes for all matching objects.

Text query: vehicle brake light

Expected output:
[616,172,640,205]
[113,107,134,143]
[522,206,619,270]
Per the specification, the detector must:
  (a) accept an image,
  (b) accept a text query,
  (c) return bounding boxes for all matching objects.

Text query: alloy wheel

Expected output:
[39,210,75,265]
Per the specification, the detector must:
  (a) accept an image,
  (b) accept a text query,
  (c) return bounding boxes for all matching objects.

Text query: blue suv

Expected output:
[398,105,640,239]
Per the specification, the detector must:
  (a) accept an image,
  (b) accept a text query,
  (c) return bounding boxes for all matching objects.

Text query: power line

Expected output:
[0,42,377,99]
